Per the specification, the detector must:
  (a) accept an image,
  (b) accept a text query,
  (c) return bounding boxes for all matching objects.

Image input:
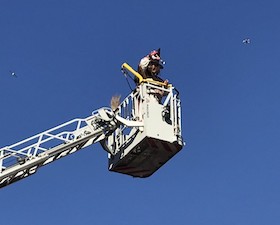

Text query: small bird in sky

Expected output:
[9,71,17,78]
[242,38,251,44]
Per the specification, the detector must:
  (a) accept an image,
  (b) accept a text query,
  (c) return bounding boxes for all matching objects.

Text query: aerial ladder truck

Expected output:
[0,63,184,189]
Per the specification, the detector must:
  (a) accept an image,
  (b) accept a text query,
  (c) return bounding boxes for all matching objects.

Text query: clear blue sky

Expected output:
[1,1,280,224]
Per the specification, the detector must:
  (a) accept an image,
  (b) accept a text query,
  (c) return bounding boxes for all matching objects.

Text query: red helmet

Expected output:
[150,50,158,55]
[149,48,161,60]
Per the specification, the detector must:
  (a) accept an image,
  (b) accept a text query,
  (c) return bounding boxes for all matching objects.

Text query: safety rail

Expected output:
[110,89,142,153]
[121,62,172,88]
[106,80,181,155]
[142,82,181,137]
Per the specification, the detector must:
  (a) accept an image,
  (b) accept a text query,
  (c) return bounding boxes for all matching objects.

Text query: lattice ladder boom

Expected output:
[0,107,117,189]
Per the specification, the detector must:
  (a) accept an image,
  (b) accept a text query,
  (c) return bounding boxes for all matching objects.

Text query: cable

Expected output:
[121,68,134,92]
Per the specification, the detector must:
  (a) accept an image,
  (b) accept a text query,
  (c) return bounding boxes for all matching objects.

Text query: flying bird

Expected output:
[9,71,17,78]
[242,38,251,44]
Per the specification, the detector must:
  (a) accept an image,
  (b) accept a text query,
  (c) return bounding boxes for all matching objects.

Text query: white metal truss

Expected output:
[0,107,117,188]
